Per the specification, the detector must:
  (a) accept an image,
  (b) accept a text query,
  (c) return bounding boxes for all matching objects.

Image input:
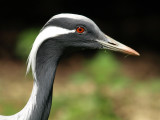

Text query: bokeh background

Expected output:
[0,1,160,120]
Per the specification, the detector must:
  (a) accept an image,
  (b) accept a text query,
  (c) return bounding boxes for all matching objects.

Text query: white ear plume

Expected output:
[27,26,75,80]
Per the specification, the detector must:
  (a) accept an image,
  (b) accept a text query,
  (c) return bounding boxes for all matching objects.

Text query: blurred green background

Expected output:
[0,1,160,120]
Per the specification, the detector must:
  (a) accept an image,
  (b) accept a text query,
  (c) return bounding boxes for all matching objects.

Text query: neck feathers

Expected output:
[0,39,63,120]
[24,39,63,119]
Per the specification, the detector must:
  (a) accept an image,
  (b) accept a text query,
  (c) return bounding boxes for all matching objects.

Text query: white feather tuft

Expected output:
[27,26,75,80]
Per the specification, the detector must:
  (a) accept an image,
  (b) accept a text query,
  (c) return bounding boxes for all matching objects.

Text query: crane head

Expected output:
[42,13,140,56]
[27,13,140,79]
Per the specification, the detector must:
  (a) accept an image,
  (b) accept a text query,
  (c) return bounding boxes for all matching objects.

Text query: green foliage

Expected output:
[49,52,126,120]
[85,52,120,85]
[133,78,160,93]
[71,52,131,90]
[0,100,18,115]
[15,28,40,60]
[70,72,89,84]
[51,93,121,120]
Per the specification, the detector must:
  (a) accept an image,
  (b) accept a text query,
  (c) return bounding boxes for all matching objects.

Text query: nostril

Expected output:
[108,41,117,46]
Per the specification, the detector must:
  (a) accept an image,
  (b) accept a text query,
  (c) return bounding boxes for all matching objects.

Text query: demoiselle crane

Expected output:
[0,13,139,120]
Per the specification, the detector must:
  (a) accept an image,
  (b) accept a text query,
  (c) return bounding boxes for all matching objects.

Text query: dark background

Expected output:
[0,0,160,58]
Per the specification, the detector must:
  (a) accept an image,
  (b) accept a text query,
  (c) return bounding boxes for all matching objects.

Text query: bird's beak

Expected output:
[96,34,140,56]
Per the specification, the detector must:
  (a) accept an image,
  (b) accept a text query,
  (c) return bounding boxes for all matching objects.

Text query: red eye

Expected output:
[76,27,85,33]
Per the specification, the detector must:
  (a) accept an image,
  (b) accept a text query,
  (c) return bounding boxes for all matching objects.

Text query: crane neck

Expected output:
[20,39,63,120]
[0,39,63,120]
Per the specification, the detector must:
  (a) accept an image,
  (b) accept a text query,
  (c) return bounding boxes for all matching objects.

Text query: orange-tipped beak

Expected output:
[96,35,140,56]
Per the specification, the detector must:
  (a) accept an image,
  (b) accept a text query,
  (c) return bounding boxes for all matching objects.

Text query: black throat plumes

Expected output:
[32,39,63,120]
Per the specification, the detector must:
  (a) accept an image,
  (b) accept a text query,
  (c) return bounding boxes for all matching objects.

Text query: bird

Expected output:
[0,13,139,120]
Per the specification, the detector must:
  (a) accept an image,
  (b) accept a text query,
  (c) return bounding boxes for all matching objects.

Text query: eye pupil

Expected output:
[76,27,85,33]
